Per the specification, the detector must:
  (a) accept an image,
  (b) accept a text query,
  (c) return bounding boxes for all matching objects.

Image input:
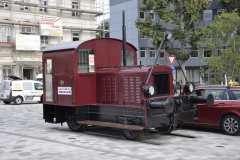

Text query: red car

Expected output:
[185,86,240,136]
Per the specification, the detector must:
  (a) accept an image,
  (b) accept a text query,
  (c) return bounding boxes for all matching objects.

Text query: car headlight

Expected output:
[144,84,157,96]
[184,82,195,93]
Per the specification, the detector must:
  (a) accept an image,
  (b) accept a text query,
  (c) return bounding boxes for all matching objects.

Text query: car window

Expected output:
[1,82,10,90]
[34,83,43,90]
[232,90,240,100]
[23,82,33,90]
[222,91,230,100]
[203,89,225,100]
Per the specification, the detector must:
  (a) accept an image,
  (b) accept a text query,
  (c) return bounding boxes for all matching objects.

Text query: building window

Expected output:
[22,27,32,34]
[217,9,226,16]
[0,2,9,8]
[140,11,145,19]
[39,7,47,13]
[72,0,79,17]
[1,26,11,42]
[41,36,49,44]
[39,0,47,12]
[150,48,155,58]
[39,0,47,5]
[72,32,80,41]
[20,0,29,11]
[217,46,226,56]
[149,10,155,20]
[203,10,212,21]
[191,50,198,58]
[140,48,145,58]
[3,65,12,80]
[204,50,211,57]
[159,50,165,58]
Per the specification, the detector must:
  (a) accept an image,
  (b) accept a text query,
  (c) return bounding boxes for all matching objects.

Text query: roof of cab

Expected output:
[42,38,138,52]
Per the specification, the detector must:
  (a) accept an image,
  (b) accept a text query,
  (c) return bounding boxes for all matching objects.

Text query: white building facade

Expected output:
[0,0,103,81]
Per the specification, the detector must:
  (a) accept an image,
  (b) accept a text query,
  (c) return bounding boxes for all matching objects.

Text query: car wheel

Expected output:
[38,95,43,103]
[3,101,11,104]
[221,115,240,136]
[14,97,23,105]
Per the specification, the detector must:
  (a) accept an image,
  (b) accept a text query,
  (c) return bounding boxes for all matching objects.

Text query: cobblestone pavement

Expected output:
[0,102,240,160]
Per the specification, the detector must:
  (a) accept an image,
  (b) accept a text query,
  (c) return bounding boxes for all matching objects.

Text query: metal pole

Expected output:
[122,10,126,66]
[168,40,188,82]
[146,39,164,85]
[102,0,105,38]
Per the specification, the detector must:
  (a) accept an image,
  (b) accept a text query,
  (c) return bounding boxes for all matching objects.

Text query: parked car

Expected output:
[228,81,240,86]
[185,85,240,136]
[0,76,43,105]
[35,74,43,83]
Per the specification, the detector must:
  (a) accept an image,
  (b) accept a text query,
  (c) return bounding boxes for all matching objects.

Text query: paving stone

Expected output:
[0,102,240,160]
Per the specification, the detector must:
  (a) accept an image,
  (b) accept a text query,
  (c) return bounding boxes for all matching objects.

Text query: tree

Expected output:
[218,0,240,15]
[96,18,109,38]
[135,0,210,84]
[197,12,240,84]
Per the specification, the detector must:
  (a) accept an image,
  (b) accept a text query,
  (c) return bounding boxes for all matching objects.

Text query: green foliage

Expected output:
[197,12,240,83]
[218,0,240,15]
[96,18,109,38]
[135,0,210,63]
[36,67,42,75]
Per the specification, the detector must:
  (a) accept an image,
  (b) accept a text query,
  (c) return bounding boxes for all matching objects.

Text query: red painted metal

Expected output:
[43,38,175,130]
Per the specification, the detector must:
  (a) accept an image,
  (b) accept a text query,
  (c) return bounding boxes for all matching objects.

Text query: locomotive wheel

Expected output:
[67,122,87,132]
[156,126,172,134]
[121,130,144,140]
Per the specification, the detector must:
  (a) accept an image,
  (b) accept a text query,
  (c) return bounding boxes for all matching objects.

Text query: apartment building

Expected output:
[110,0,225,86]
[0,0,104,81]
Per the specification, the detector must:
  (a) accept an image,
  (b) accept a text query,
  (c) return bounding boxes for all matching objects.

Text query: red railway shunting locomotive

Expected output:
[42,37,213,140]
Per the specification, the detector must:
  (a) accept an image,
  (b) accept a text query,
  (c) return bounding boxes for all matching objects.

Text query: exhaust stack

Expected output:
[122,10,127,66]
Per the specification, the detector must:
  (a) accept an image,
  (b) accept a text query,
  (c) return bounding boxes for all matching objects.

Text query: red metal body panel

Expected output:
[43,38,138,107]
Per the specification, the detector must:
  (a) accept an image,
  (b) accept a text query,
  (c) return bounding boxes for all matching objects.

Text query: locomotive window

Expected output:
[77,49,95,73]
[121,51,134,66]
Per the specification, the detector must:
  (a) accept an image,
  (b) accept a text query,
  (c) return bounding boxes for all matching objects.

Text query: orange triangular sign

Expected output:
[167,56,176,66]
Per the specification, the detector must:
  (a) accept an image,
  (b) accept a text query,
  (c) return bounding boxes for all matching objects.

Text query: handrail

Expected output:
[71,76,74,104]
[53,77,56,103]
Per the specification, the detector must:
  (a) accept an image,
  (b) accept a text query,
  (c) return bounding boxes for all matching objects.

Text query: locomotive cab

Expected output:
[42,38,213,140]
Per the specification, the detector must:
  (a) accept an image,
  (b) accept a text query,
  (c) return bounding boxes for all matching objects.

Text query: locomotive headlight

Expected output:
[149,86,155,95]
[189,83,194,92]
[184,82,195,93]
[144,84,157,96]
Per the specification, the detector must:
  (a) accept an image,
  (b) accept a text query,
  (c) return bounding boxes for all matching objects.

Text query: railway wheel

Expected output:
[221,115,240,136]
[121,130,143,140]
[156,125,172,134]
[67,122,87,132]
[3,101,11,104]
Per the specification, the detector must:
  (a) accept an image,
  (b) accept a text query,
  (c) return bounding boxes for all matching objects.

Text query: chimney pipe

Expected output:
[122,10,127,66]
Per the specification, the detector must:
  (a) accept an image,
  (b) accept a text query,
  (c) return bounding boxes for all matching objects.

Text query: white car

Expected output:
[0,76,43,105]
